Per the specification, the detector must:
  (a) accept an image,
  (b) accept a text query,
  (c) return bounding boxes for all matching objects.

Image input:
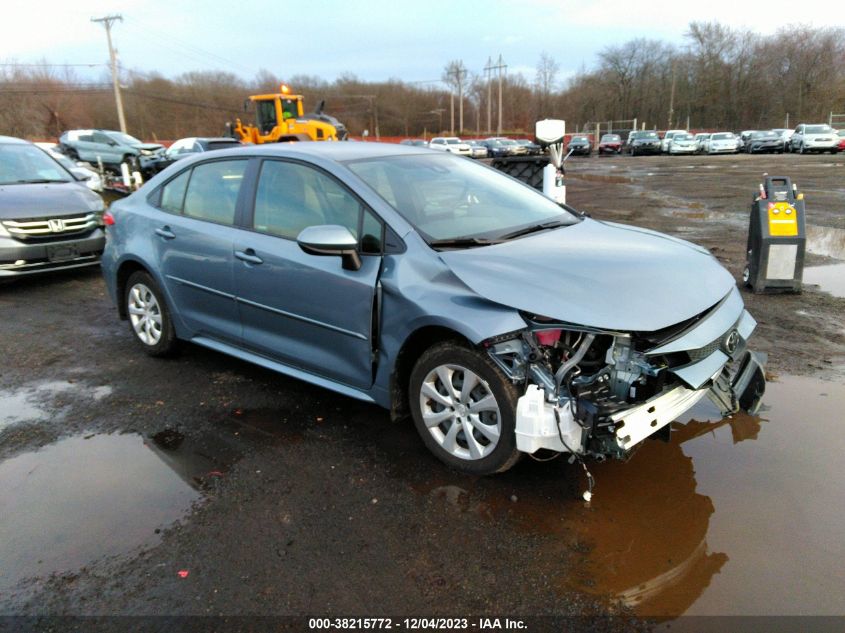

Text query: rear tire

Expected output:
[125,271,177,357]
[409,342,520,475]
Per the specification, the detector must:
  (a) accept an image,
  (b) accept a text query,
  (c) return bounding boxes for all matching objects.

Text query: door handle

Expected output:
[155,226,176,240]
[235,249,263,265]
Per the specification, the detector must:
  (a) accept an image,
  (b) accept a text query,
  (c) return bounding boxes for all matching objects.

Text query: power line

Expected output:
[0,86,110,94]
[125,89,242,114]
[0,63,107,68]
[121,16,255,76]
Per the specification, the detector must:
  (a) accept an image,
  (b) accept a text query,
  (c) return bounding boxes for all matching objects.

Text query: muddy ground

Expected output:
[1,153,843,631]
[564,152,845,381]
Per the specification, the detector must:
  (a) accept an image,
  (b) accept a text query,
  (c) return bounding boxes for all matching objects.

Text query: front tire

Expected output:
[409,343,520,475]
[125,271,177,357]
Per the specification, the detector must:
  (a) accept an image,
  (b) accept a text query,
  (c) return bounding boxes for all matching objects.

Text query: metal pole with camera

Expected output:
[535,119,569,205]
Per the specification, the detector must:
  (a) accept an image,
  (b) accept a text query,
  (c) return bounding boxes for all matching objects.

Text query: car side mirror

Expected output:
[297,225,362,271]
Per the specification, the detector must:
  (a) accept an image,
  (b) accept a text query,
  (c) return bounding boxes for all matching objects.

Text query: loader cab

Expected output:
[255,99,277,135]
[252,92,305,135]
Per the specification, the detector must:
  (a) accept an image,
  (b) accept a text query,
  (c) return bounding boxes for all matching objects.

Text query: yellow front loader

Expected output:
[229,84,348,144]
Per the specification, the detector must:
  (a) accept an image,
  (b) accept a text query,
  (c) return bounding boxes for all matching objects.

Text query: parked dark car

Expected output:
[466,140,489,159]
[101,142,765,475]
[745,131,783,154]
[514,139,541,155]
[598,134,623,155]
[477,139,510,158]
[487,137,526,156]
[59,129,164,174]
[567,135,592,156]
[1,136,106,278]
[149,137,242,174]
[738,131,755,152]
[627,131,661,155]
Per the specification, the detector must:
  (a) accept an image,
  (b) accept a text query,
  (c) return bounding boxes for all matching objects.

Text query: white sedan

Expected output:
[668,133,698,155]
[705,132,739,154]
[428,137,472,156]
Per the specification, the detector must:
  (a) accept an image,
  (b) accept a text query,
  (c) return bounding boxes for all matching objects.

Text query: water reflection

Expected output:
[0,426,242,600]
[417,403,779,617]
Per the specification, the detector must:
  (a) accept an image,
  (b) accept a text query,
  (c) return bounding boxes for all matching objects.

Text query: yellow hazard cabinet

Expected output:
[743,176,806,293]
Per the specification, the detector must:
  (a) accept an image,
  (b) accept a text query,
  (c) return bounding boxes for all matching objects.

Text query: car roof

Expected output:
[0,135,31,145]
[202,141,433,162]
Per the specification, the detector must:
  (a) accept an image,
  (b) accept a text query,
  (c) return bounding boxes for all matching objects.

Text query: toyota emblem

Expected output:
[725,330,740,354]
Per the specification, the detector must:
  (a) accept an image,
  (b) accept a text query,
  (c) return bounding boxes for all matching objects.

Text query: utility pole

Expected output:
[91,14,127,133]
[450,91,455,135]
[456,61,467,134]
[487,54,507,135]
[667,58,677,131]
[446,62,467,135]
[484,57,493,134]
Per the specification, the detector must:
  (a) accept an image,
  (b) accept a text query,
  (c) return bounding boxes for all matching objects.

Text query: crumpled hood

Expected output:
[0,182,103,219]
[439,219,736,332]
[136,142,164,150]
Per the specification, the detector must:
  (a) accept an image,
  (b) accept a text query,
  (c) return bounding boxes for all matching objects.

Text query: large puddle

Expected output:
[420,374,845,617]
[0,429,238,597]
[0,380,112,432]
[803,262,845,299]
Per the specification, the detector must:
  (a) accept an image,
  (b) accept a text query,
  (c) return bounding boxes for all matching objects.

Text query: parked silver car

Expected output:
[102,143,765,475]
[1,136,106,277]
[789,123,839,154]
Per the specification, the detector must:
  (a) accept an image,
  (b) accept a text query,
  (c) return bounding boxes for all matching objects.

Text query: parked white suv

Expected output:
[428,137,472,156]
[661,130,688,153]
[790,124,839,154]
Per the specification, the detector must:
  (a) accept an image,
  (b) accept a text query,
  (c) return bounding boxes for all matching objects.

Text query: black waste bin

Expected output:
[743,176,806,294]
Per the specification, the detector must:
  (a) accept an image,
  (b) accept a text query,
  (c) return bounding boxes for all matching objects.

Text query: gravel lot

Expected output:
[1,152,843,630]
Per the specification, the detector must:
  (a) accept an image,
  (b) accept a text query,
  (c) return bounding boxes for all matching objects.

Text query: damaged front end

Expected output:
[487,286,766,460]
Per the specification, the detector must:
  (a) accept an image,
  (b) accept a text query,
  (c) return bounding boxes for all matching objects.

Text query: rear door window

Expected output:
[160,169,191,214]
[182,160,247,226]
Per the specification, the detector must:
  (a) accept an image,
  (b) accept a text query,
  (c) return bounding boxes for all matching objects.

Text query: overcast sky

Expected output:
[3,0,842,87]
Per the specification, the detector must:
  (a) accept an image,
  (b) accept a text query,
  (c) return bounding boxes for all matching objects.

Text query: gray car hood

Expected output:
[0,183,103,219]
[439,219,736,332]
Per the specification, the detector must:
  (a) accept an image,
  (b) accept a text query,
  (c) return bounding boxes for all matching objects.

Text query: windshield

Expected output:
[633,132,659,139]
[500,139,517,146]
[601,135,621,142]
[0,144,73,185]
[805,125,833,134]
[345,154,579,244]
[445,138,461,145]
[674,134,693,141]
[712,133,734,140]
[752,132,778,139]
[571,137,588,142]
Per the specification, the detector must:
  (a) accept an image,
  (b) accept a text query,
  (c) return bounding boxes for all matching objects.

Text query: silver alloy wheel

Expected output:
[418,364,501,461]
[127,283,163,346]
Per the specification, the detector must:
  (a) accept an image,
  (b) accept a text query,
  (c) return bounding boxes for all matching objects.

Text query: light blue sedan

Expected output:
[102,143,765,475]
